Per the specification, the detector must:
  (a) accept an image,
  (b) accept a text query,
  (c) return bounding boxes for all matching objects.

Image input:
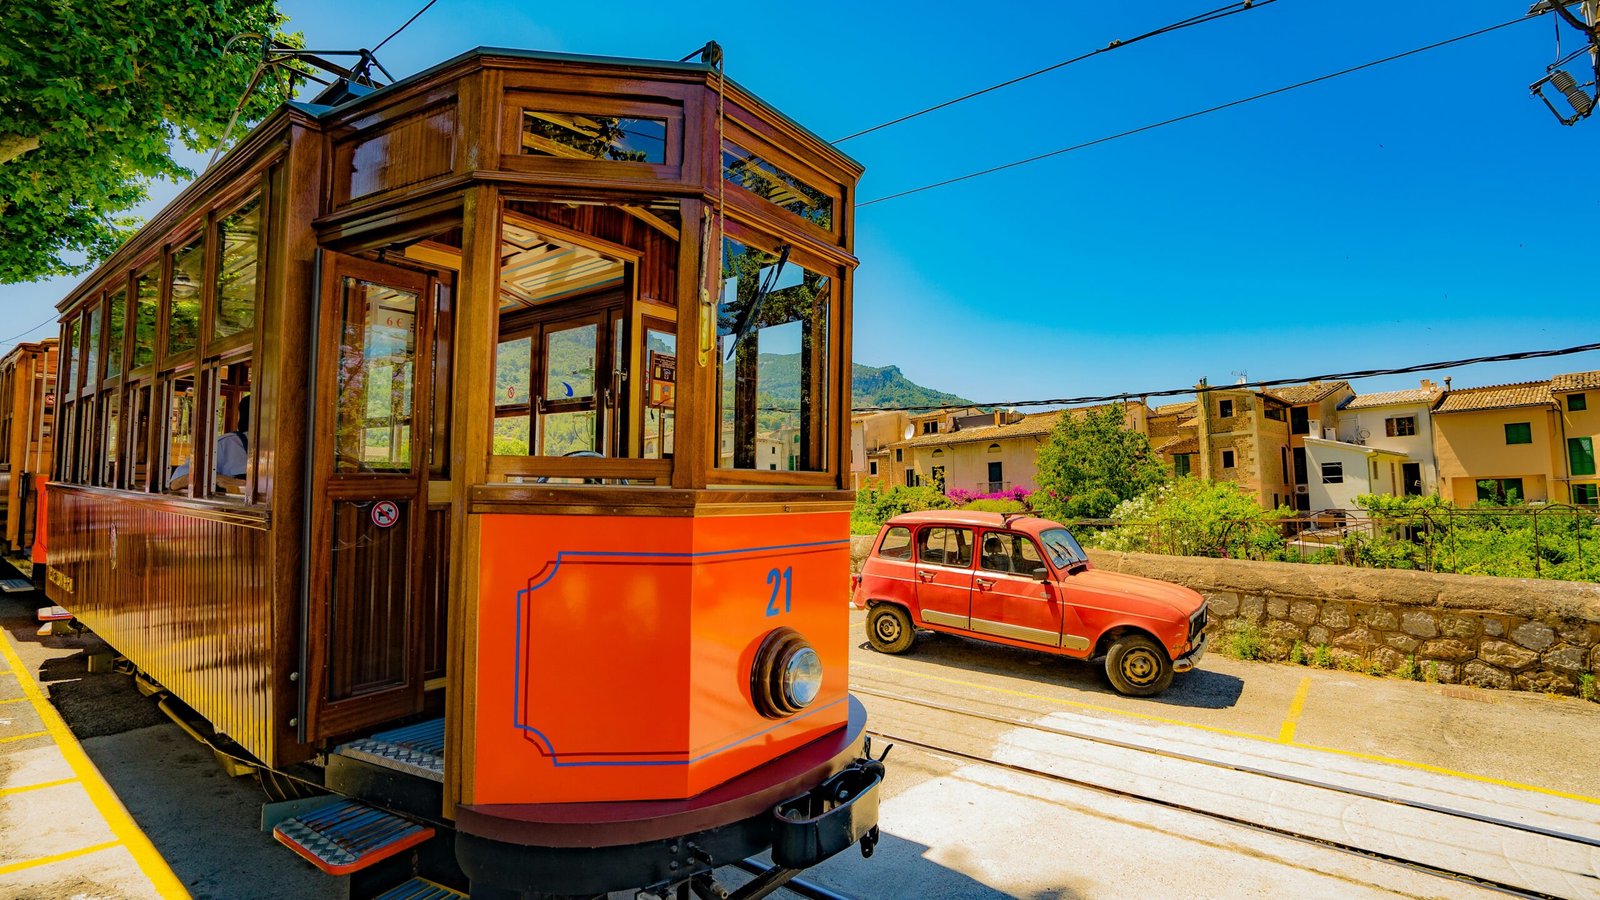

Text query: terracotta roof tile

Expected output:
[1435,381,1553,414]
[1158,435,1199,454]
[900,411,1062,448]
[1270,381,1353,405]
[1152,401,1195,417]
[1343,388,1438,410]
[1551,370,1600,393]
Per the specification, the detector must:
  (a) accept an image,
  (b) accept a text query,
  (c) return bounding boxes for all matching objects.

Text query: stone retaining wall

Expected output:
[1090,551,1600,695]
[848,534,1600,695]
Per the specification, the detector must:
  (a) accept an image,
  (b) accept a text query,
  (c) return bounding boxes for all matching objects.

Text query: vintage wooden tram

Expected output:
[44,47,879,898]
[0,339,56,583]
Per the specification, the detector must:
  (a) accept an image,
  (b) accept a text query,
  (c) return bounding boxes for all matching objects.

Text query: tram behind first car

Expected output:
[43,46,879,898]
[0,339,56,582]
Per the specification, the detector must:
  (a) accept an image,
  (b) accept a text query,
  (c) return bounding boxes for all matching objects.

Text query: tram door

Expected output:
[305,253,449,740]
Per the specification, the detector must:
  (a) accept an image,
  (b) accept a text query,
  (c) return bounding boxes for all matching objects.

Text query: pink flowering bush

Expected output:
[946,486,1033,507]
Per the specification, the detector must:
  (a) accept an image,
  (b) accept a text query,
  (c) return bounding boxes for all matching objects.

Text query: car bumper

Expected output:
[1173,633,1208,673]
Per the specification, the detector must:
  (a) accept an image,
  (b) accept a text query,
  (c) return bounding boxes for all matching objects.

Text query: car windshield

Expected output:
[1039,528,1088,569]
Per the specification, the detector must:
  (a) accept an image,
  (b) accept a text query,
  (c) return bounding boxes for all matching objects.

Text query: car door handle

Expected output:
[917,571,935,582]
[974,577,994,589]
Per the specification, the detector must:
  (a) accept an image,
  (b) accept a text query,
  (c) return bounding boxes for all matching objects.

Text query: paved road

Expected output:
[5,592,1599,899]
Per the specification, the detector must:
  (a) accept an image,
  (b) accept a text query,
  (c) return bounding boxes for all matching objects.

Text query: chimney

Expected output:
[1419,378,1434,391]
[1444,376,1452,390]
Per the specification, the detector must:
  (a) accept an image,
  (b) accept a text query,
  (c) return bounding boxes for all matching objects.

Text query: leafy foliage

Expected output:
[850,483,954,535]
[1348,494,1600,582]
[1032,406,1167,521]
[1,0,303,281]
[961,499,1027,514]
[1087,478,1289,559]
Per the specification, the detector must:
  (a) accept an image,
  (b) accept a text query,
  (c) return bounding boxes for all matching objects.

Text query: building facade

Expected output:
[1432,381,1561,505]
[1551,370,1599,507]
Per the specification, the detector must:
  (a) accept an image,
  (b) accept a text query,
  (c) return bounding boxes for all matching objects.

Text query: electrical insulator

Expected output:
[1551,69,1595,116]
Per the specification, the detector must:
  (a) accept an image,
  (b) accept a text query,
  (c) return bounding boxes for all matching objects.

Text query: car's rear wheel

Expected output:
[867,604,917,654]
[1104,634,1174,696]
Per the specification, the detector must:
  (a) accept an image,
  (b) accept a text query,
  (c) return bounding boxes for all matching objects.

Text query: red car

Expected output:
[852,511,1208,696]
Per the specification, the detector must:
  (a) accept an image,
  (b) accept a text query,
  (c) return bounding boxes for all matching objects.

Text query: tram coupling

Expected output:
[772,738,890,868]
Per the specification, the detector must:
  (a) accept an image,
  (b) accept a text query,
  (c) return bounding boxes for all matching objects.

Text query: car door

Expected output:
[914,525,974,629]
[970,530,1062,647]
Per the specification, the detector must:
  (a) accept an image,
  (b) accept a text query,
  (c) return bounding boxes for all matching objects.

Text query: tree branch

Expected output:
[0,134,42,166]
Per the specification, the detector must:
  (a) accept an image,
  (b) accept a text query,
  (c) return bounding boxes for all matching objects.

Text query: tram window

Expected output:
[214,197,261,339]
[722,142,835,231]
[133,263,159,370]
[335,278,418,473]
[167,234,204,356]
[642,325,676,459]
[717,238,830,472]
[162,376,196,495]
[493,335,532,455]
[84,304,102,394]
[101,391,120,488]
[521,111,666,164]
[205,360,253,499]
[106,288,126,379]
[128,384,152,491]
[542,322,599,456]
[76,395,97,485]
[61,318,78,397]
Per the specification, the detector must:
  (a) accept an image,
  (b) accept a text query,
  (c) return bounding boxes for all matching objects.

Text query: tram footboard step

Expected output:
[273,798,435,876]
[372,876,465,899]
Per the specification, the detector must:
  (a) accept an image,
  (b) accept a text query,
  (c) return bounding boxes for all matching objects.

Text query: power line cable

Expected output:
[808,340,1600,412]
[373,0,440,54]
[858,14,1536,208]
[0,316,57,350]
[835,0,1280,143]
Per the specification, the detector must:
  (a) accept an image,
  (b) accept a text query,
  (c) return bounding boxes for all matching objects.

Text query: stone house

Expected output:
[1333,380,1442,498]
[1432,380,1562,504]
[1272,381,1356,511]
[1551,370,1600,507]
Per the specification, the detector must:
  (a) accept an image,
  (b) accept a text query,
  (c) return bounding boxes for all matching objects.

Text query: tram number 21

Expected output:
[765,567,794,616]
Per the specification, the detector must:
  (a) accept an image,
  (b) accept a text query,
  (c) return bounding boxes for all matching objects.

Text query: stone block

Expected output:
[1418,638,1473,661]
[1559,623,1597,645]
[1208,592,1240,617]
[1373,647,1406,673]
[1511,621,1557,652]
[1591,645,1600,673]
[1238,595,1265,624]
[1266,597,1289,620]
[1483,618,1505,638]
[1321,603,1351,630]
[1517,671,1575,695]
[1384,633,1419,653]
[1462,661,1513,690]
[1307,626,1331,646]
[1288,601,1319,627]
[1333,627,1378,652]
[1267,620,1305,644]
[1478,640,1539,671]
[1401,611,1438,638]
[1434,662,1460,684]
[1362,608,1399,631]
[1439,615,1478,640]
[1543,646,1588,676]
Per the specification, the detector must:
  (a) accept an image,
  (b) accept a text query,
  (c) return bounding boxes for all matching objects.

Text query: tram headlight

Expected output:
[751,628,823,718]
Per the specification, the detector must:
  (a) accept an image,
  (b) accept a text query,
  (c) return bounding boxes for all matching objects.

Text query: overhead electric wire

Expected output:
[0,316,57,350]
[834,0,1280,143]
[857,14,1537,208]
[823,340,1600,413]
[372,0,440,54]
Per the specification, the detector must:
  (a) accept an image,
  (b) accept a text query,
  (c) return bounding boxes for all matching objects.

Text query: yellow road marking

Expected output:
[853,660,1600,806]
[0,629,191,897]
[0,696,30,704]
[0,777,77,797]
[0,730,47,744]
[1277,677,1311,743]
[0,840,121,876]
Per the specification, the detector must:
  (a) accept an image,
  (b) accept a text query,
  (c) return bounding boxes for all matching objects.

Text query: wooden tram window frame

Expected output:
[499,89,689,186]
[718,117,844,243]
[709,216,844,488]
[197,352,257,503]
[205,188,266,359]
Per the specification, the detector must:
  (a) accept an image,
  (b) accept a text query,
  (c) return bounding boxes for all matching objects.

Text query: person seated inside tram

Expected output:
[168,396,249,494]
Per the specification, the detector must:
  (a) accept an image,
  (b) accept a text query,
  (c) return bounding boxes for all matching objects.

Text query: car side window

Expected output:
[980,532,1046,575]
[878,526,912,560]
[917,526,973,568]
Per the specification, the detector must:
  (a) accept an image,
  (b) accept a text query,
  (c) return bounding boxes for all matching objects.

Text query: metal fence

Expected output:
[1067,505,1600,582]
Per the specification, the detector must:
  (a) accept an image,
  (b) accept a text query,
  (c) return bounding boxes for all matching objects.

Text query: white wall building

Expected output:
[1333,381,1441,497]
[1302,436,1409,511]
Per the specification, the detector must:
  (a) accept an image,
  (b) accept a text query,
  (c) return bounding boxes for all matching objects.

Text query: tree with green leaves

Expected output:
[1032,405,1168,521]
[0,1,301,282]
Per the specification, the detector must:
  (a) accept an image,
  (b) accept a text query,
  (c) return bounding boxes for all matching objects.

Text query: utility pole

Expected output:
[1529,0,1600,124]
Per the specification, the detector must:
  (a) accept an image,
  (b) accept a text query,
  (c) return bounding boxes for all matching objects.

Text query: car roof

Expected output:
[884,510,1062,532]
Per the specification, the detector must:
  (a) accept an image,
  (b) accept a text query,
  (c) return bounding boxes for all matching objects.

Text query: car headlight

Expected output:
[751,628,823,718]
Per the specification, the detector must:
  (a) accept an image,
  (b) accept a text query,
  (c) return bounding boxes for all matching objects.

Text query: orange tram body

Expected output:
[0,339,56,582]
[43,47,880,898]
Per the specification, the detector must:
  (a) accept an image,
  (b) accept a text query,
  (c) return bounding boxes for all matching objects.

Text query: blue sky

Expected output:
[3,0,1595,406]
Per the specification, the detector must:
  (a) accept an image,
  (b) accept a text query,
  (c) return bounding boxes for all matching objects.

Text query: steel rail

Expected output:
[851,682,1600,850]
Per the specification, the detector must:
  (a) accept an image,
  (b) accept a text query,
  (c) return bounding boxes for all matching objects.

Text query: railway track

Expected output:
[853,679,1600,899]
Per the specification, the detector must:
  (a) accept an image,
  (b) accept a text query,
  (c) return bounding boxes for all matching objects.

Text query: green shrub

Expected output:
[1289,641,1307,666]
[1424,661,1440,684]
[1221,621,1264,661]
[851,483,955,534]
[963,499,1028,514]
[1313,644,1333,669]
[1395,655,1420,681]
[1581,673,1597,703]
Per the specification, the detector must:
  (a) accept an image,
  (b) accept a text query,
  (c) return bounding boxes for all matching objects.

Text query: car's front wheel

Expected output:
[1104,634,1174,696]
[867,604,917,654]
